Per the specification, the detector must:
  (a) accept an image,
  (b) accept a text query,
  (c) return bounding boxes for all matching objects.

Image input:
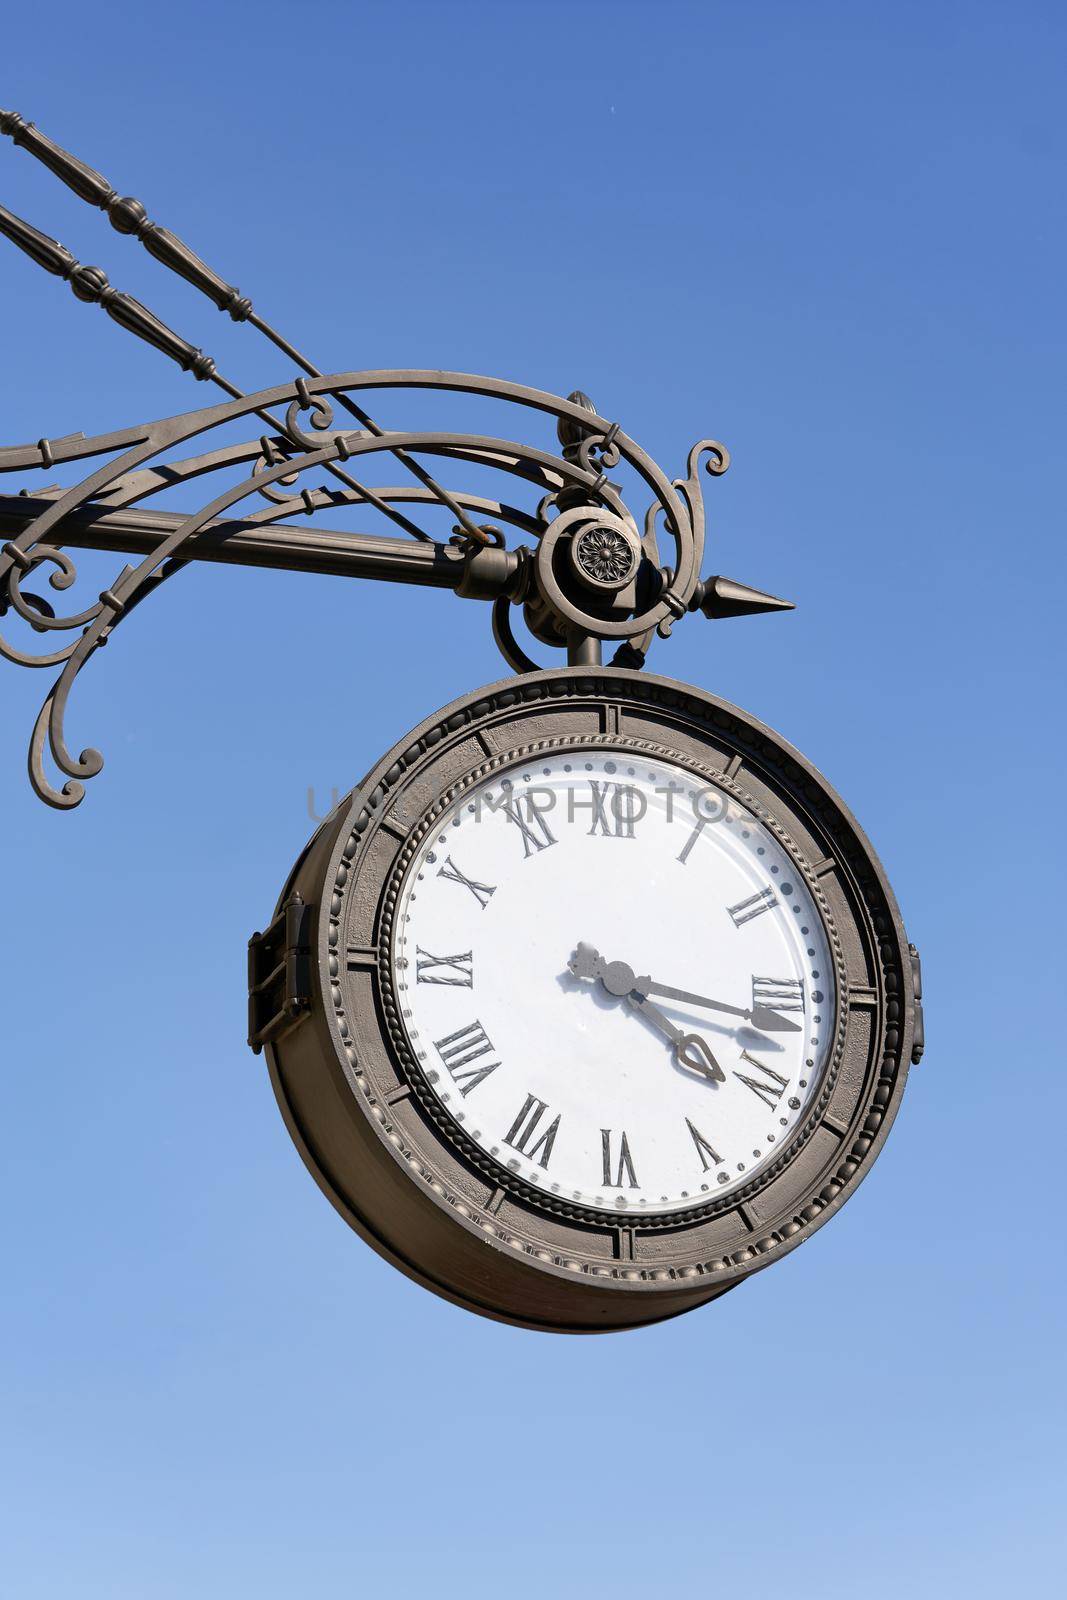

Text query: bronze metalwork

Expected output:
[0,110,789,809]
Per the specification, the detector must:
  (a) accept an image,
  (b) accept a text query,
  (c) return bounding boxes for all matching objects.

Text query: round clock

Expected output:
[249,667,921,1333]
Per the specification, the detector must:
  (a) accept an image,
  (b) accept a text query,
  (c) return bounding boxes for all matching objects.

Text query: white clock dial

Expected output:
[391,747,836,1216]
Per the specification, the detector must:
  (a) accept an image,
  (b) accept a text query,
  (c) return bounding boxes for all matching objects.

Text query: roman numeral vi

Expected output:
[601,1128,638,1188]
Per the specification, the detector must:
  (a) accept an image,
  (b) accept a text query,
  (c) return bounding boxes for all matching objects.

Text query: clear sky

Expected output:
[1,3,1064,1595]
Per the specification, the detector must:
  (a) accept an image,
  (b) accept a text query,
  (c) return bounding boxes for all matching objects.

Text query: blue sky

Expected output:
[1,2,1064,1595]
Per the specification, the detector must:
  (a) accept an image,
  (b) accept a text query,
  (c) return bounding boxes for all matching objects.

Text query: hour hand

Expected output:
[625,992,726,1083]
[568,944,725,1082]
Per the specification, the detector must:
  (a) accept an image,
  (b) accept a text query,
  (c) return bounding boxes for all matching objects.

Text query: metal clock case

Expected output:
[249,668,919,1334]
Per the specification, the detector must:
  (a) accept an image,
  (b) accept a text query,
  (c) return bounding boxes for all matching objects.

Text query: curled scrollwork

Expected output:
[0,369,731,808]
[249,435,302,505]
[29,657,105,809]
[284,383,335,450]
[0,542,120,669]
[576,421,622,476]
[7,546,95,629]
[684,438,731,480]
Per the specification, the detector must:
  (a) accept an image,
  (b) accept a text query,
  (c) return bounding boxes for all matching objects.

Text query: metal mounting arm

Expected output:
[0,496,496,588]
[0,110,794,812]
[0,370,793,810]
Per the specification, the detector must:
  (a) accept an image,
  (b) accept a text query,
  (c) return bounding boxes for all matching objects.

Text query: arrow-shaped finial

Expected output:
[694,575,795,619]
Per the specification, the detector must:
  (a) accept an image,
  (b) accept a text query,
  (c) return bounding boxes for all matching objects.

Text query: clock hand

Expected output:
[623,990,727,1083]
[568,943,799,1036]
[639,978,802,1034]
[567,943,726,1083]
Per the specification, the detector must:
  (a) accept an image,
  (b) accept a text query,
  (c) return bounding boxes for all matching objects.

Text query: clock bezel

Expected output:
[378,733,848,1229]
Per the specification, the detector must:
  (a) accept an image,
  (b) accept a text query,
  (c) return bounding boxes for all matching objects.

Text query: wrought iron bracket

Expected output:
[0,108,794,810]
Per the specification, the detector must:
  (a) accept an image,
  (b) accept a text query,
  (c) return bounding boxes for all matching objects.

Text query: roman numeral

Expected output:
[504,1093,561,1168]
[601,1128,638,1188]
[587,782,637,839]
[733,1049,790,1109]
[685,1117,722,1171]
[503,793,557,858]
[677,818,707,865]
[727,886,777,926]
[416,947,473,986]
[752,975,805,1012]
[436,855,496,910]
[433,1020,499,1096]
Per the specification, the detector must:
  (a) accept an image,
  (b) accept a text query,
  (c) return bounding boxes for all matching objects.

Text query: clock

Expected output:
[249,667,922,1333]
[0,123,923,1335]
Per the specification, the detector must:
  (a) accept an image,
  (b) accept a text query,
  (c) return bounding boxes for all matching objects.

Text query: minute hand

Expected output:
[638,979,802,1034]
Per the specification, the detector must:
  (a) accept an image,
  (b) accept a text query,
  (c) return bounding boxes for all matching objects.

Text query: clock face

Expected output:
[390,748,836,1217]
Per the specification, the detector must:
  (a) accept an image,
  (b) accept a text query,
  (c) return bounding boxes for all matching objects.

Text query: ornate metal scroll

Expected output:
[0,111,791,809]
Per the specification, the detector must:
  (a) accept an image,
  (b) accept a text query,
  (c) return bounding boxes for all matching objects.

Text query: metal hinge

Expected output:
[909,943,925,1065]
[247,892,313,1053]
